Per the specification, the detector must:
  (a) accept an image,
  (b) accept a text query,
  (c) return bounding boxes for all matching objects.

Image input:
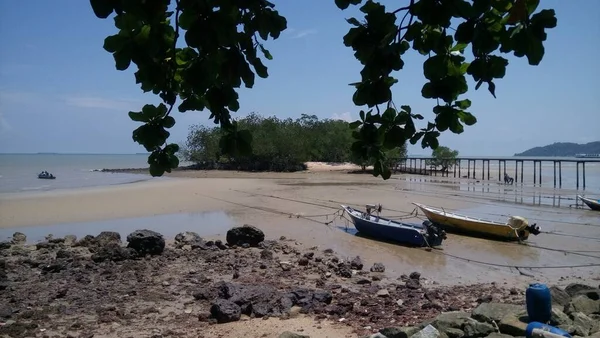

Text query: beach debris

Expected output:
[11,232,26,245]
[225,224,265,247]
[126,229,165,255]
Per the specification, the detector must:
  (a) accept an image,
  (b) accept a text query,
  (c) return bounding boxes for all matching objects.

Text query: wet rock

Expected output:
[410,271,421,280]
[174,231,203,248]
[74,235,97,248]
[126,229,165,255]
[226,225,265,247]
[298,257,309,266]
[278,332,310,338]
[405,278,421,290]
[337,263,352,278]
[565,295,600,316]
[210,299,241,323]
[0,242,10,250]
[0,305,13,319]
[214,240,228,250]
[472,303,524,324]
[370,262,385,273]
[550,286,571,307]
[96,231,122,247]
[350,256,363,270]
[11,232,26,244]
[91,244,136,263]
[565,284,596,297]
[35,241,56,250]
[55,249,72,259]
[260,249,273,260]
[412,324,440,338]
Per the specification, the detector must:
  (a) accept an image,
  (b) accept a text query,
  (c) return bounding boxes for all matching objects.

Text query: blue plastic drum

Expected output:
[526,283,552,323]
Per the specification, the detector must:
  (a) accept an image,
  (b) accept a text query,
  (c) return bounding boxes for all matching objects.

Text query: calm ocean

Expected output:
[0,154,598,195]
[0,154,179,194]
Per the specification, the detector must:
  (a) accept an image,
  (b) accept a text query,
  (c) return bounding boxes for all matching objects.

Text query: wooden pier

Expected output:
[394,157,600,190]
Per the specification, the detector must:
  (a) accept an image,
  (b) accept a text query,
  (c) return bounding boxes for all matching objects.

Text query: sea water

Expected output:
[0,153,184,193]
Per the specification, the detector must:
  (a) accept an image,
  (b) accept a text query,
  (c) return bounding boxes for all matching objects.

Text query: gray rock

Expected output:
[210,299,241,323]
[550,286,571,307]
[350,256,363,270]
[571,312,596,336]
[96,231,122,246]
[11,232,26,244]
[412,325,440,338]
[377,289,390,297]
[91,244,136,262]
[550,306,572,326]
[498,313,527,336]
[174,231,202,248]
[565,295,600,316]
[379,327,417,338]
[226,225,265,247]
[367,334,387,338]
[278,332,309,338]
[126,229,165,255]
[0,242,10,250]
[565,284,596,297]
[63,235,77,246]
[463,320,496,338]
[445,328,465,338]
[431,311,472,331]
[370,262,386,272]
[472,303,524,323]
[483,334,513,338]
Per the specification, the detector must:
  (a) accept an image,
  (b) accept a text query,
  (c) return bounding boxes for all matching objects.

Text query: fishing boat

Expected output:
[37,171,56,180]
[341,204,447,247]
[578,195,600,211]
[412,202,540,241]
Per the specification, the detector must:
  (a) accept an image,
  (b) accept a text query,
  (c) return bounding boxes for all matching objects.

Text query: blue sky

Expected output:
[0,0,598,156]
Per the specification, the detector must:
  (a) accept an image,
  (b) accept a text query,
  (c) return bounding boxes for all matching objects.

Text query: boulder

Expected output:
[226,225,265,247]
[379,327,418,338]
[549,286,571,307]
[431,311,472,331]
[95,231,122,246]
[174,231,203,248]
[11,232,26,244]
[91,244,137,262]
[571,312,596,336]
[483,334,513,338]
[63,235,77,246]
[471,303,524,324]
[565,295,600,316]
[210,299,241,323]
[565,284,596,297]
[463,320,496,338]
[350,256,363,270]
[0,242,10,250]
[126,229,165,255]
[498,313,527,336]
[550,306,572,327]
[445,328,465,338]
[370,262,386,272]
[412,324,441,338]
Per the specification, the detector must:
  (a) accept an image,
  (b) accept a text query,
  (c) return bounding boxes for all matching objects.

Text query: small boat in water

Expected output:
[37,171,56,180]
[413,202,540,241]
[578,195,600,211]
[341,204,447,247]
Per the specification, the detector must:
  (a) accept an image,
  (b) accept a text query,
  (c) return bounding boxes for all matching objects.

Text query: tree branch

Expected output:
[397,0,415,42]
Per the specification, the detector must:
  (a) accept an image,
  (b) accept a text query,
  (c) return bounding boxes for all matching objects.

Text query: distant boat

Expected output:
[37,171,56,180]
[575,154,600,158]
[341,204,446,247]
[577,195,600,211]
[413,202,540,241]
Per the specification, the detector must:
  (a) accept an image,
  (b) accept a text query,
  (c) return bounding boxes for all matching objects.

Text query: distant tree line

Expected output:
[180,113,406,172]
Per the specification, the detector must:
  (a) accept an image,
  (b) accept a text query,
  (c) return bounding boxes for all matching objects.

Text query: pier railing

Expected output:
[393,157,600,190]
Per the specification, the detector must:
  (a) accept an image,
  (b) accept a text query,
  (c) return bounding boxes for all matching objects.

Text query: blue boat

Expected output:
[341,204,447,247]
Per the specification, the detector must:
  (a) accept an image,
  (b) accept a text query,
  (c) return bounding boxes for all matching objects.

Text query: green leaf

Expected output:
[149,162,165,177]
[128,111,147,122]
[164,143,180,154]
[455,21,475,44]
[455,99,471,109]
[451,43,468,52]
[400,105,411,114]
[113,49,131,71]
[349,120,362,130]
[525,0,540,15]
[346,17,361,26]
[458,111,477,125]
[134,25,151,44]
[162,116,176,128]
[103,35,125,53]
[90,0,113,19]
[383,125,406,149]
[258,44,273,60]
[488,81,497,98]
[423,55,448,81]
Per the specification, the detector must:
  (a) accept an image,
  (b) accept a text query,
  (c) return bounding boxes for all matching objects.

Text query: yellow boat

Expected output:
[412,203,540,241]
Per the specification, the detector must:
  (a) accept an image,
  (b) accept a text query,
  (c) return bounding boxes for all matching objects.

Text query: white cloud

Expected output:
[331,112,353,122]
[291,29,317,39]
[65,96,142,111]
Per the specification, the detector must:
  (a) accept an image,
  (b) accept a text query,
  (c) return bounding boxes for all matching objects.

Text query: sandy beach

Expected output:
[1,163,599,337]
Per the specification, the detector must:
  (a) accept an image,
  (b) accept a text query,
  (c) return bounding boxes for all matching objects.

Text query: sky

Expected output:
[0,0,598,156]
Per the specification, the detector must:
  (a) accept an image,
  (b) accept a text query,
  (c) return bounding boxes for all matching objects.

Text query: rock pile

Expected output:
[0,226,598,338]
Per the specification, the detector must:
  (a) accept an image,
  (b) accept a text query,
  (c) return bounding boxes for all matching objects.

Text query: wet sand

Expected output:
[1,167,599,288]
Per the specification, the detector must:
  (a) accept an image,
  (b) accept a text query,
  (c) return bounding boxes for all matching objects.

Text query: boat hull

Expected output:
[413,203,530,241]
[578,195,600,211]
[342,205,444,247]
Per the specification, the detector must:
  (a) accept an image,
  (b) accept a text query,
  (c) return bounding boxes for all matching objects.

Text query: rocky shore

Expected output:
[1,226,599,338]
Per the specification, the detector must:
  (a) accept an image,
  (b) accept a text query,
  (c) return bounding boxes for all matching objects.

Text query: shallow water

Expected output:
[0,210,235,243]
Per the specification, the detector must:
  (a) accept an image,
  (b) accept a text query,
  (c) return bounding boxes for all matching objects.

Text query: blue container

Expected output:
[526,283,552,323]
[525,322,571,338]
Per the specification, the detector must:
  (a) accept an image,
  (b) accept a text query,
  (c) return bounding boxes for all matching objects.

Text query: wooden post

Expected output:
[473,160,476,179]
[468,160,471,178]
[521,161,524,183]
[533,161,537,185]
[539,161,542,185]
[553,161,557,187]
[559,161,562,187]
[498,160,501,181]
[583,162,586,189]
[515,161,518,184]
[487,160,490,180]
[458,159,462,178]
[576,162,579,189]
[454,160,457,178]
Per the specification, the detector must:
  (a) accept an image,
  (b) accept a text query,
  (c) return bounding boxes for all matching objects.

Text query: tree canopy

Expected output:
[182,112,406,172]
[90,0,557,178]
[427,145,459,172]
